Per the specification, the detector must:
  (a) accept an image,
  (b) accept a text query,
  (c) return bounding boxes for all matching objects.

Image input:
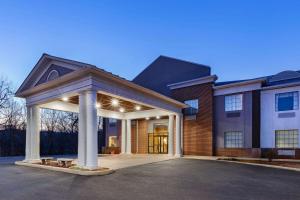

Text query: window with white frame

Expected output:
[224,131,243,148]
[275,130,299,148]
[184,99,199,115]
[225,94,243,112]
[275,91,299,112]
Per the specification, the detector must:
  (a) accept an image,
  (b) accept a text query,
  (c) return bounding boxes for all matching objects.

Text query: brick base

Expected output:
[216,148,261,158]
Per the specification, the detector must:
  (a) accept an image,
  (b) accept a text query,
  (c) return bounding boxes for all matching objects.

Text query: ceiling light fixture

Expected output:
[111,99,119,107]
[62,97,69,102]
[135,105,141,111]
[156,116,160,119]
[119,107,125,113]
[145,117,150,120]
[96,103,101,108]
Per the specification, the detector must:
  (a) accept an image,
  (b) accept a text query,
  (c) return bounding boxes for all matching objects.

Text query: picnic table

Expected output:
[57,158,74,168]
[41,157,54,165]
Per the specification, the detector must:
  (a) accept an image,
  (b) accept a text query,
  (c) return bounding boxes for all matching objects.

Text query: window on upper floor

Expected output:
[224,131,243,148]
[184,99,199,115]
[225,94,243,112]
[275,130,299,148]
[275,91,299,112]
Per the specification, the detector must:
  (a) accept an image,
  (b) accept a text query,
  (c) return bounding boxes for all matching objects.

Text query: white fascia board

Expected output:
[214,82,262,96]
[39,101,125,119]
[125,109,174,120]
[26,76,93,106]
[91,76,183,113]
[167,75,217,90]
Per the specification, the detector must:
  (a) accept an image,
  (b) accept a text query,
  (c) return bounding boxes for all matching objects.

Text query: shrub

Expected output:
[265,149,277,162]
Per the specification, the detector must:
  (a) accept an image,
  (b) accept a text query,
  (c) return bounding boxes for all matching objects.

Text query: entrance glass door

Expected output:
[148,124,168,154]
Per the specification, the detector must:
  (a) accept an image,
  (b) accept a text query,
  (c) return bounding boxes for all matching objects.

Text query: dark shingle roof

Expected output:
[132,55,211,97]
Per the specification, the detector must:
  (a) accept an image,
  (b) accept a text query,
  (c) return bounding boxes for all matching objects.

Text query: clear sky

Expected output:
[0,0,300,88]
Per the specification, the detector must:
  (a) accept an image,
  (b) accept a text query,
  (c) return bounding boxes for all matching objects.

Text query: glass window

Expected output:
[184,99,199,115]
[225,94,243,112]
[108,136,118,147]
[275,130,298,148]
[224,131,243,148]
[275,91,299,111]
[109,118,117,127]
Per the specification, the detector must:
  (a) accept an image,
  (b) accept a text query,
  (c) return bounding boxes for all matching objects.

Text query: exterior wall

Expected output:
[131,119,148,154]
[171,83,214,156]
[261,85,300,148]
[214,90,261,157]
[214,92,253,149]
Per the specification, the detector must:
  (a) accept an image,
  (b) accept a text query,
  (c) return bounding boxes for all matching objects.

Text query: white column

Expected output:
[85,90,98,169]
[30,105,40,161]
[25,106,32,161]
[175,114,182,157]
[168,115,174,156]
[121,119,126,154]
[126,119,131,154]
[78,92,87,167]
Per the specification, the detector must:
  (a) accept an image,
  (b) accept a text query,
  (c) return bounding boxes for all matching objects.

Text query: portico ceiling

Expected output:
[66,93,153,113]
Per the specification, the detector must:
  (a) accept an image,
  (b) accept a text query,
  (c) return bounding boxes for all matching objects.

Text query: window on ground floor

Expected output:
[108,136,118,147]
[275,130,299,148]
[224,131,243,148]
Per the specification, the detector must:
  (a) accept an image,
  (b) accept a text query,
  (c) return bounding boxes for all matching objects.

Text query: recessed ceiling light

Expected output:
[119,107,125,113]
[145,117,150,120]
[111,99,119,107]
[156,116,160,119]
[62,97,69,102]
[96,103,101,108]
[135,105,141,111]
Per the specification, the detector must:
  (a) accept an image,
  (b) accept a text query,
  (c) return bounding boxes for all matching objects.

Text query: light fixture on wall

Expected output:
[62,97,69,102]
[111,99,119,107]
[156,116,160,119]
[96,103,101,108]
[119,107,125,113]
[145,117,150,120]
[135,105,141,111]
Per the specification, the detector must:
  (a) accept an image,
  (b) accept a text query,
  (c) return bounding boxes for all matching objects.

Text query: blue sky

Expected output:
[0,0,300,88]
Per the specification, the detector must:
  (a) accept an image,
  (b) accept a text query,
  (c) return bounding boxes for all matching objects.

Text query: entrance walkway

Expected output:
[97,154,175,170]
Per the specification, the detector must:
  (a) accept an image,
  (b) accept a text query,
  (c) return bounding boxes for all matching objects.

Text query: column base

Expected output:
[24,159,41,164]
[174,154,182,158]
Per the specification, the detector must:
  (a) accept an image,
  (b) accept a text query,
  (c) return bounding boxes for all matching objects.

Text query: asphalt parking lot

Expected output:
[0,158,299,200]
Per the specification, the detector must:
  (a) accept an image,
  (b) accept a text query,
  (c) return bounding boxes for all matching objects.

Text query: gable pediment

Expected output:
[16,54,91,95]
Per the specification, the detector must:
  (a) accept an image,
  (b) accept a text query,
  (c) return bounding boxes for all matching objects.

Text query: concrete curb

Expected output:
[15,161,115,176]
[216,160,300,172]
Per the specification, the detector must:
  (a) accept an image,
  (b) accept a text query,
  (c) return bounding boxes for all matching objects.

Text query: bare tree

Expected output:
[0,77,12,110]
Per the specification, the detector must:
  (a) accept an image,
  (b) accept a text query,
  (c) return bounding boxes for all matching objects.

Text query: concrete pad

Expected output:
[97,154,176,170]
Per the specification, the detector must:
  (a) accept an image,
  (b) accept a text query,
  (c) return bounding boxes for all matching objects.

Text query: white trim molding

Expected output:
[167,75,218,90]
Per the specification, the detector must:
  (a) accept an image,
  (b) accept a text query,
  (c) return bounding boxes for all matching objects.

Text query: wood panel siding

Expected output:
[131,119,148,154]
[171,83,214,156]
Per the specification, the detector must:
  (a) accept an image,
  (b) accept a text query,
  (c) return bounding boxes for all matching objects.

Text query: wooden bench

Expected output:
[57,158,74,168]
[41,157,54,165]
